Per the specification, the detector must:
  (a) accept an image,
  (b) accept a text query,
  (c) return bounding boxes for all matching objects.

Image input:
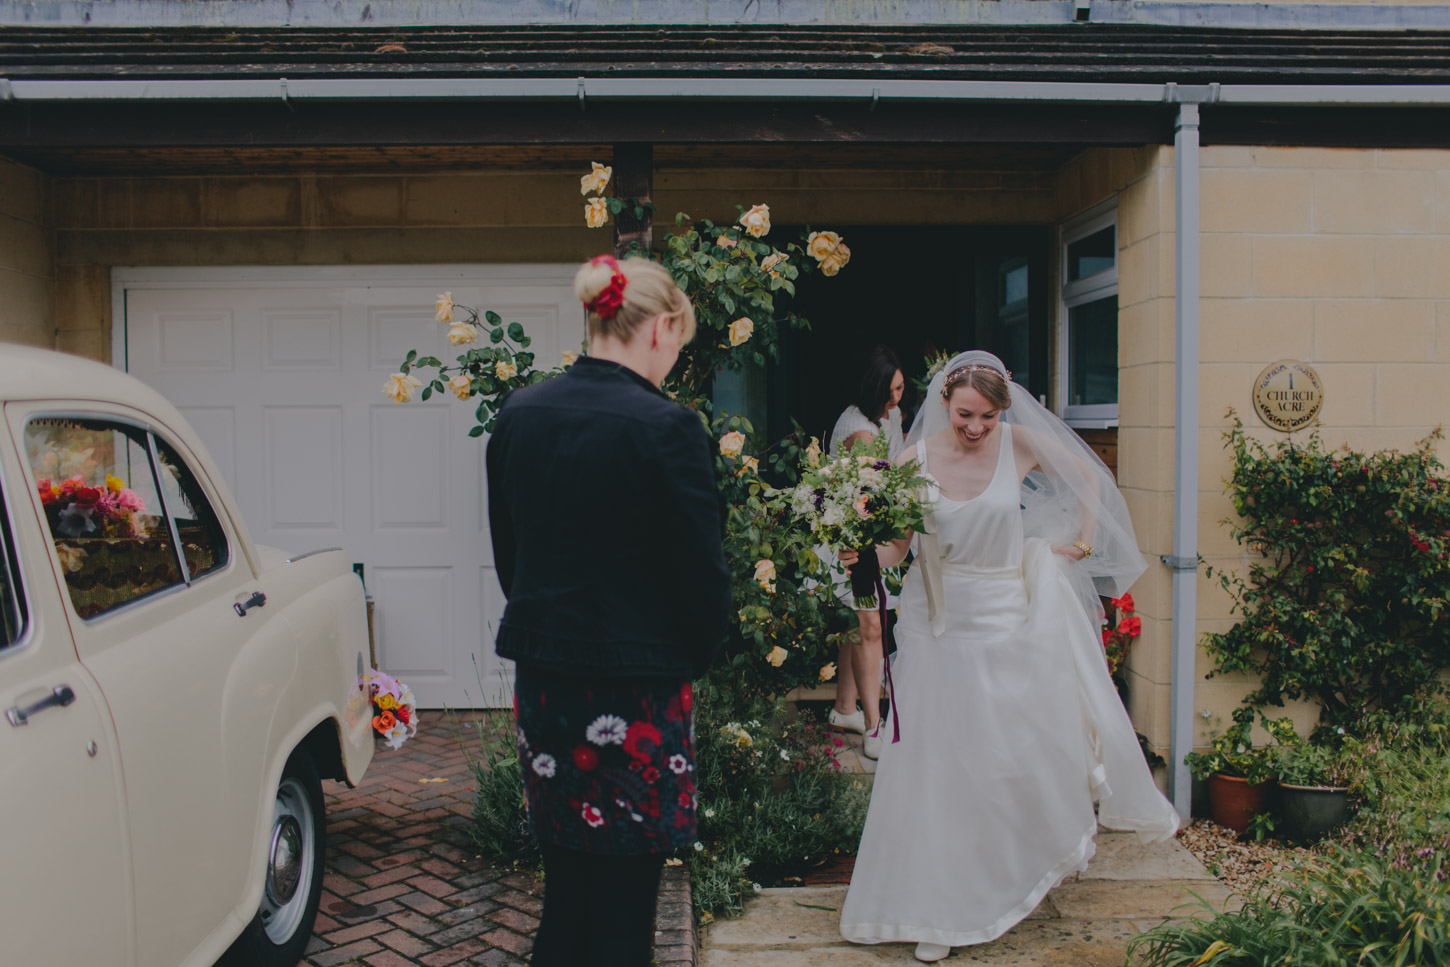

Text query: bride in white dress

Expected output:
[837,351,1180,962]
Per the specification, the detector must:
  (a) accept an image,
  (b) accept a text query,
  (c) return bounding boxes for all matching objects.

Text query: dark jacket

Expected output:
[486,356,731,679]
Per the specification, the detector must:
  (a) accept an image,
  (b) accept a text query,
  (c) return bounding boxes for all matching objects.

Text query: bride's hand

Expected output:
[838,547,861,567]
[1053,544,1087,561]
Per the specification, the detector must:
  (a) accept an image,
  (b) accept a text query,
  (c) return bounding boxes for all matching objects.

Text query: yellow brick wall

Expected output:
[1086,145,1450,758]
[0,157,55,349]
[49,166,1058,363]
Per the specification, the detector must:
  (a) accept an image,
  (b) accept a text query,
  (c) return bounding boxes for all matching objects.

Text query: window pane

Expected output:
[1000,263,1029,309]
[153,438,228,581]
[1068,296,1118,407]
[1067,225,1115,282]
[25,419,182,619]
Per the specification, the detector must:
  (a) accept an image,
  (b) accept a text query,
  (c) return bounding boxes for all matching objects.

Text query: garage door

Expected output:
[117,265,582,708]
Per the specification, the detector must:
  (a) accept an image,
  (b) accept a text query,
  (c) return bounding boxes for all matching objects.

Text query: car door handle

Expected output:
[234,591,267,617]
[6,685,76,727]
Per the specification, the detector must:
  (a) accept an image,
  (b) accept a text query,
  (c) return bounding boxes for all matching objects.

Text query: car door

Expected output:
[11,403,292,967]
[0,411,133,967]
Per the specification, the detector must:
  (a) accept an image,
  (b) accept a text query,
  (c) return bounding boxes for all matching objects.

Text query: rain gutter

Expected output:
[10,72,1450,816]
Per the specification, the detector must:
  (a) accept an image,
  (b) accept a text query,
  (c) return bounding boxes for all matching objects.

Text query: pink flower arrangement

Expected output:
[38,474,149,539]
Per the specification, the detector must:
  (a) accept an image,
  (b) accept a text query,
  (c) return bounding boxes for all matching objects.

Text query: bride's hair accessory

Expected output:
[940,363,1011,401]
[580,254,629,320]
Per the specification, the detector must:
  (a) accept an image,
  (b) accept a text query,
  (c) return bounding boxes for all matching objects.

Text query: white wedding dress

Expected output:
[839,425,1179,948]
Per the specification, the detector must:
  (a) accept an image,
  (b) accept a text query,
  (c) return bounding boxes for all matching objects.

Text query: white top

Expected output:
[828,405,904,460]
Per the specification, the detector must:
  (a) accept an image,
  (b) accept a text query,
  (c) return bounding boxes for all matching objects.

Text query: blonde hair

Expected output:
[574,256,696,344]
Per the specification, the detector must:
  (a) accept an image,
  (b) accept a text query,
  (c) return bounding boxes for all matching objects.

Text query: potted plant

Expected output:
[1271,732,1353,843]
[1184,709,1283,834]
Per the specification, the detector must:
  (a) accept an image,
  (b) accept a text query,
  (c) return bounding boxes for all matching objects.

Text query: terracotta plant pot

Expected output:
[1278,783,1351,843]
[1207,773,1273,833]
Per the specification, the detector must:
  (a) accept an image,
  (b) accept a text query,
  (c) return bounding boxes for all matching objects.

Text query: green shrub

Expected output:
[1204,418,1450,731]
[1128,848,1450,967]
[463,711,538,869]
[1332,691,1450,877]
[1183,706,1295,784]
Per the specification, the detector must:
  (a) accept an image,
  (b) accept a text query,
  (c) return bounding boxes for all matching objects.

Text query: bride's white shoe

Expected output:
[861,722,883,760]
[827,706,866,734]
[914,941,951,962]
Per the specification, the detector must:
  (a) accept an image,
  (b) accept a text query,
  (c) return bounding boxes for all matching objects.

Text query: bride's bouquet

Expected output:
[789,434,935,609]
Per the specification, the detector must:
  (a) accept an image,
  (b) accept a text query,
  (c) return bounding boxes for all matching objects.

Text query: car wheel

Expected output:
[218,746,327,967]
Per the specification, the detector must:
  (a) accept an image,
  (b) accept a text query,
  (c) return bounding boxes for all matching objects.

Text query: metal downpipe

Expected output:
[1165,101,1202,818]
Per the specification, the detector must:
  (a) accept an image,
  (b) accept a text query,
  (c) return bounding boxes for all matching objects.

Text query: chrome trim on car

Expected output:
[147,430,192,587]
[0,451,34,662]
[285,547,343,564]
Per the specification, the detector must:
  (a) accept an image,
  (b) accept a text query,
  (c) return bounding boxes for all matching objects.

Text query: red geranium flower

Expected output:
[572,744,599,771]
[1110,593,1135,613]
[1116,616,1142,638]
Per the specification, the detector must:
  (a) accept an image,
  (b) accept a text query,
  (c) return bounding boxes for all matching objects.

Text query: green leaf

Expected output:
[421,386,432,401]
[491,328,505,343]
[485,310,502,326]
[468,425,485,438]
[507,321,525,341]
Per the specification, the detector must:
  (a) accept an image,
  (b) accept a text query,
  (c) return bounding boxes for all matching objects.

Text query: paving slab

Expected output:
[1079,832,1217,881]
[1046,878,1233,919]
[703,830,1227,967]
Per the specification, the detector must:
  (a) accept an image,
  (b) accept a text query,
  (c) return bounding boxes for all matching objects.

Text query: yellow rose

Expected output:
[495,358,518,380]
[719,431,746,459]
[761,252,788,277]
[562,350,580,367]
[580,162,613,195]
[447,322,478,346]
[819,242,851,277]
[754,559,776,587]
[739,203,771,238]
[716,233,737,249]
[807,230,843,261]
[383,372,424,403]
[766,645,788,667]
[585,197,609,228]
[819,662,837,682]
[105,474,125,493]
[728,316,754,347]
[736,455,759,477]
[449,373,472,401]
[435,291,454,323]
[805,437,822,467]
[376,693,398,710]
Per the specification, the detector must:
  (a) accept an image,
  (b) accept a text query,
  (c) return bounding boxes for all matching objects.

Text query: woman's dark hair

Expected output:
[852,345,902,423]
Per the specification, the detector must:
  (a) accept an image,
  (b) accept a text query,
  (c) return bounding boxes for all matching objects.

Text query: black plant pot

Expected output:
[1278,783,1351,843]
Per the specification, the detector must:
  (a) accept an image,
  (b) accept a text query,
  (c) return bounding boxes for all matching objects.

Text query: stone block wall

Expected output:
[0,157,54,348]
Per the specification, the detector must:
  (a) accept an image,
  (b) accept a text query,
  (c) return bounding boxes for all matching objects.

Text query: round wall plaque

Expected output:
[1252,359,1323,432]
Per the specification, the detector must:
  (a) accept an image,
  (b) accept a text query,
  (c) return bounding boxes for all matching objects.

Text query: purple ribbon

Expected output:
[876,570,901,744]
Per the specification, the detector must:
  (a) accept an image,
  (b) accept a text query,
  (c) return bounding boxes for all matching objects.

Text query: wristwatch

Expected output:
[1071,539,1094,559]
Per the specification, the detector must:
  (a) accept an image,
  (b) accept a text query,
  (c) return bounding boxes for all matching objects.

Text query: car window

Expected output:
[0,473,26,650]
[24,418,182,619]
[152,437,228,581]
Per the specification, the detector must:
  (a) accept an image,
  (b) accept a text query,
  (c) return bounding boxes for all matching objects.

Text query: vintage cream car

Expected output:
[0,345,374,967]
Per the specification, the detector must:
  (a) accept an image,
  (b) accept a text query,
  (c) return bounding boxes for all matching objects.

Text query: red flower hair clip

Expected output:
[585,254,628,320]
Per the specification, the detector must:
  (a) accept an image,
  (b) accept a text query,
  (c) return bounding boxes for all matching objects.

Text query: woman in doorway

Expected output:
[837,351,1179,962]
[486,255,731,967]
[824,345,906,760]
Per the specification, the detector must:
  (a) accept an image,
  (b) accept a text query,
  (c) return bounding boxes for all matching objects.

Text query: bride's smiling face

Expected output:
[945,385,1000,450]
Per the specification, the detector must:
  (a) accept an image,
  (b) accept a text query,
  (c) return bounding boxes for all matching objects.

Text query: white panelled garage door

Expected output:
[116,266,582,708]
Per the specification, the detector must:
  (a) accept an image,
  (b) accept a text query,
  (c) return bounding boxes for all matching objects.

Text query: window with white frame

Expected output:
[1058,203,1118,428]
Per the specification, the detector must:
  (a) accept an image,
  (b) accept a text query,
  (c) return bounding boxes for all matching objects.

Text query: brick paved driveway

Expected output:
[304,712,541,967]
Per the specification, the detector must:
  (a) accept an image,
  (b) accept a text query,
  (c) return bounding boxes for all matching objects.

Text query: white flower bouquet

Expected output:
[788,434,934,609]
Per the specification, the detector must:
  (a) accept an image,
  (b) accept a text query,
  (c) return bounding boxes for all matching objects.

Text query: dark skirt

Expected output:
[513,666,697,856]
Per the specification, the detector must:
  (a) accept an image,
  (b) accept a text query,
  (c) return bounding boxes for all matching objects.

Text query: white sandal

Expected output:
[914,941,951,962]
